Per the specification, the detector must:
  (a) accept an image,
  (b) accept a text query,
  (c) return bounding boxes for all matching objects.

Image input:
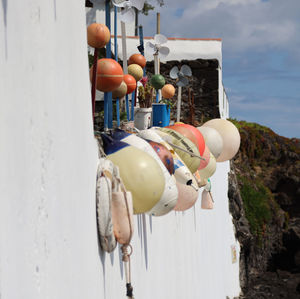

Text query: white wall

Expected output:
[0,1,240,298]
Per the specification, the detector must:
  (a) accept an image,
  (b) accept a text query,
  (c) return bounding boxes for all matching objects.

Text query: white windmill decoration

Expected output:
[112,0,145,73]
[145,34,170,75]
[145,34,170,102]
[170,65,192,122]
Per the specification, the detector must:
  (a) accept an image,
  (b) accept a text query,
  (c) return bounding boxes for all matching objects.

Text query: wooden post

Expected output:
[176,86,182,122]
[156,13,161,101]
[156,13,160,34]
[114,6,120,127]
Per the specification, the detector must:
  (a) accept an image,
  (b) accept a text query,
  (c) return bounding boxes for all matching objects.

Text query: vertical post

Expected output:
[156,12,160,34]
[191,90,195,125]
[91,48,98,123]
[131,89,135,121]
[114,6,120,127]
[121,21,129,120]
[121,22,128,74]
[138,25,146,76]
[126,94,130,121]
[176,86,182,122]
[105,0,112,129]
[155,13,161,102]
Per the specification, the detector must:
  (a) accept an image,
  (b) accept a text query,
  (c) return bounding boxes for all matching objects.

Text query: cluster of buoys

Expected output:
[88,23,241,256]
[98,119,240,218]
[87,22,147,97]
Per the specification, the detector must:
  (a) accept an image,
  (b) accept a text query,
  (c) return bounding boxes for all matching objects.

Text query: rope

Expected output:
[121,244,134,299]
[166,141,206,160]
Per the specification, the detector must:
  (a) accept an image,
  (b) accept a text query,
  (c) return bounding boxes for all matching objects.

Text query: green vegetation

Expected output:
[230,118,272,133]
[238,174,273,239]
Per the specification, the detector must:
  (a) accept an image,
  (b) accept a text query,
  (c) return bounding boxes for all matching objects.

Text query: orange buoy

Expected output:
[112,81,127,99]
[87,23,110,48]
[162,84,175,99]
[123,74,137,94]
[90,58,124,92]
[128,64,143,81]
[168,123,206,156]
[128,53,146,68]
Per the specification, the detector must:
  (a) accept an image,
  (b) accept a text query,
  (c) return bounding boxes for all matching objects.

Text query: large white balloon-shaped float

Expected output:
[101,134,165,214]
[202,119,240,162]
[111,129,178,217]
[197,126,223,159]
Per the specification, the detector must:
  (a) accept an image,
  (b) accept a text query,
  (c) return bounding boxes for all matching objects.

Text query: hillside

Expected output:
[228,120,300,298]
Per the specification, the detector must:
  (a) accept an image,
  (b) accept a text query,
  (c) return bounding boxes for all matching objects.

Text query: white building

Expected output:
[0,1,238,298]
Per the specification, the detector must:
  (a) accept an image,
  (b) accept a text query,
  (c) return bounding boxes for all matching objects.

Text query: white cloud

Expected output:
[141,0,300,54]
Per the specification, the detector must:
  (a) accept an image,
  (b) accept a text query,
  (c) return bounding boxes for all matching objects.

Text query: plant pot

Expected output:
[134,107,152,130]
[152,103,170,127]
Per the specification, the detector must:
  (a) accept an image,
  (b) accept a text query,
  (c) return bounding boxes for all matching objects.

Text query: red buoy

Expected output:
[90,58,124,92]
[123,74,137,94]
[87,23,110,48]
[128,53,146,68]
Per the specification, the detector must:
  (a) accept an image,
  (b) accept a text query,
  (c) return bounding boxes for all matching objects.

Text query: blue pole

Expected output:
[131,90,135,121]
[105,0,113,129]
[114,6,120,127]
[126,94,130,121]
[156,91,159,103]
[138,26,146,76]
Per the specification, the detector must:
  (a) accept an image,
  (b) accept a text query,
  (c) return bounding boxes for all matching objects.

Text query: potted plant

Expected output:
[134,82,154,130]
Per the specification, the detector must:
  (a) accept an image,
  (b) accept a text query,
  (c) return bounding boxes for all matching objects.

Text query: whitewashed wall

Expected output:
[0,1,239,298]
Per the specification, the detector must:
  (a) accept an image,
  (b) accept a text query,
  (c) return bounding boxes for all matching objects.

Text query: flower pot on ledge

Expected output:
[134,107,152,130]
[152,103,170,127]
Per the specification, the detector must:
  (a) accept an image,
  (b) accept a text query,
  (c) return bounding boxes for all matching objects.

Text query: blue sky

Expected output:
[139,0,300,138]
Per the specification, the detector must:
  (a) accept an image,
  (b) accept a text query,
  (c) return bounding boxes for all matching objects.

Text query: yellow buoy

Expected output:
[102,134,165,214]
[128,64,143,81]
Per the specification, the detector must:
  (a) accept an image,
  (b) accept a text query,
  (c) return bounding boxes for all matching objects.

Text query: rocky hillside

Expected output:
[228,120,300,298]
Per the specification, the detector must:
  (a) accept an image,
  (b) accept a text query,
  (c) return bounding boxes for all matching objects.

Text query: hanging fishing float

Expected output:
[101,134,165,214]
[111,129,178,217]
[202,118,241,162]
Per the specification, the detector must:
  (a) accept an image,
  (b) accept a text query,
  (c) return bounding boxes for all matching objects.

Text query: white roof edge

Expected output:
[112,36,222,65]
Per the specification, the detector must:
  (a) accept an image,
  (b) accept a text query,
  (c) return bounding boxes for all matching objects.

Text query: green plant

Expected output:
[238,174,272,240]
[159,97,175,109]
[138,83,154,108]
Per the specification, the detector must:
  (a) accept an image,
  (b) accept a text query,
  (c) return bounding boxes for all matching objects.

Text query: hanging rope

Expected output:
[121,244,134,298]
[118,178,134,298]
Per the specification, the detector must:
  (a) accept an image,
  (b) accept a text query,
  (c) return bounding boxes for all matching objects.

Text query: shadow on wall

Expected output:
[96,212,151,297]
[53,0,56,20]
[137,214,149,269]
[2,0,7,59]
